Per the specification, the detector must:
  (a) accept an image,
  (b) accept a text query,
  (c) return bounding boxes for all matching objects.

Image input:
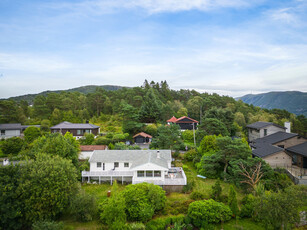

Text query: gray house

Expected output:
[0,123,22,139]
[246,122,287,142]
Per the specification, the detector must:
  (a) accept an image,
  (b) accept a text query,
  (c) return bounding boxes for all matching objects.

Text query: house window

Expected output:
[77,130,82,135]
[97,162,102,168]
[124,162,129,167]
[278,145,285,148]
[103,163,105,170]
[137,171,144,177]
[264,129,267,136]
[154,171,161,177]
[146,171,153,177]
[114,162,119,168]
[0,130,5,135]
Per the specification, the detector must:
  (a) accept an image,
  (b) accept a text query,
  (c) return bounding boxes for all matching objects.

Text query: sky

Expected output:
[0,0,307,98]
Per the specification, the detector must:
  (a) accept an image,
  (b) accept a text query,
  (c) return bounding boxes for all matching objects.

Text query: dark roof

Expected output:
[246,121,286,130]
[252,131,298,146]
[50,121,100,130]
[80,145,107,151]
[133,132,152,138]
[286,142,307,157]
[21,125,41,130]
[0,123,22,130]
[252,144,284,158]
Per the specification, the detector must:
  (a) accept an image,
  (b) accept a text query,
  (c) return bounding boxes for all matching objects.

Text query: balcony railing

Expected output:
[82,170,134,177]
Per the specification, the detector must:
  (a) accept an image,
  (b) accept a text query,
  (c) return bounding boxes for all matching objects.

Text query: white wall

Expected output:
[90,161,131,171]
[1,129,21,139]
[260,125,285,138]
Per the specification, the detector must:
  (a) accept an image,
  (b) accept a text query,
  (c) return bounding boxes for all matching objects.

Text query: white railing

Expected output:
[82,170,134,177]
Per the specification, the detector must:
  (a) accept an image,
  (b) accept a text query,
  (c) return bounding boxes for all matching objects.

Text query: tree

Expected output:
[187,199,232,227]
[215,137,251,181]
[79,133,95,145]
[24,126,41,143]
[51,108,62,125]
[0,165,23,230]
[150,124,184,151]
[18,154,78,225]
[122,183,166,222]
[254,186,306,229]
[139,88,162,123]
[211,180,222,201]
[198,135,218,155]
[0,137,25,156]
[40,119,51,132]
[120,102,144,134]
[199,118,229,136]
[186,96,204,121]
[234,112,246,127]
[28,133,79,167]
[100,181,126,229]
[228,185,239,219]
[33,95,50,119]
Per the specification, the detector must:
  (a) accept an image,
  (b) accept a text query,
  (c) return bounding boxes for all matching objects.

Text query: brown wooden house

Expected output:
[51,121,100,139]
[133,132,152,143]
[167,116,198,131]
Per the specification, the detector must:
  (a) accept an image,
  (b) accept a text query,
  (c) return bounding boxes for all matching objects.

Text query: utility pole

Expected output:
[193,122,196,147]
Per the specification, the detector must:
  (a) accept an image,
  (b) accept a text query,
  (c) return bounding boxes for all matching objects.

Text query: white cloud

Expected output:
[269,8,297,23]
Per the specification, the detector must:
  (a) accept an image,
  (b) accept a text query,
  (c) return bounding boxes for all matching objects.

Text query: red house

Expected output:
[167,116,198,131]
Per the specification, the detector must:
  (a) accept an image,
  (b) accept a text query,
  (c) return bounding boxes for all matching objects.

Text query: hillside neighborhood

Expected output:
[0,82,306,230]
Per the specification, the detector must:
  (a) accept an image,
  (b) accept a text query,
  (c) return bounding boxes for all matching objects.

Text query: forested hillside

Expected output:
[0,80,306,138]
[238,91,307,116]
[2,85,126,104]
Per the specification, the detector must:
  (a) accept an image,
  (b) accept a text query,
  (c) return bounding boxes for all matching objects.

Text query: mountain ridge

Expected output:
[237,91,307,116]
[2,85,127,104]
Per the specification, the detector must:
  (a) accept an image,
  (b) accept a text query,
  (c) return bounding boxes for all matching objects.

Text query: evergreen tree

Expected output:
[228,185,239,219]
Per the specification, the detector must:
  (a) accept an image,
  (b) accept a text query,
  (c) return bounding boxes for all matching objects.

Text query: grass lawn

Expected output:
[62,219,101,230]
[217,218,265,230]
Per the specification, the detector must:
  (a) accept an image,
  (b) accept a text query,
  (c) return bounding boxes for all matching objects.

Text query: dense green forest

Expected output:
[0,80,306,138]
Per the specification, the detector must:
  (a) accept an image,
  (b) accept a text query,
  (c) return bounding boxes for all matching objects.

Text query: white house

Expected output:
[82,150,187,189]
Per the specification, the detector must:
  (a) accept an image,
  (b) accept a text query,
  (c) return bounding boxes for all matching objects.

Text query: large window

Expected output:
[264,129,267,136]
[146,171,153,177]
[154,171,161,177]
[124,162,129,167]
[97,162,101,168]
[137,171,145,177]
[0,130,5,135]
[114,162,119,168]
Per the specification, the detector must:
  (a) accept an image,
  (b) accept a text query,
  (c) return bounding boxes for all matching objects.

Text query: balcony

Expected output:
[82,170,134,177]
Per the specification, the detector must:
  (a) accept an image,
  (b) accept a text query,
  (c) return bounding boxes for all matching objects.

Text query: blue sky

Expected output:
[0,0,307,98]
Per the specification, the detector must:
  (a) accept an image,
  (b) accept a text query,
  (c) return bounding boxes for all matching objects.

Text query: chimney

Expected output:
[284,122,291,133]
[86,120,89,124]
[157,150,160,159]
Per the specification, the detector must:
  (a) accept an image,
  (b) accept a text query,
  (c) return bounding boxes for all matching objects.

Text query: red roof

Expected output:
[80,145,107,151]
[167,116,178,123]
[175,116,199,123]
[133,132,153,138]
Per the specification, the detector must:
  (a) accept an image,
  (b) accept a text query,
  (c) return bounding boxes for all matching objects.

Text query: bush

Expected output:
[69,191,97,222]
[187,199,232,227]
[94,136,112,145]
[190,191,206,200]
[127,222,146,230]
[24,126,41,143]
[123,183,166,222]
[240,194,256,218]
[183,149,198,162]
[165,199,193,215]
[0,137,25,155]
[182,130,194,142]
[145,215,185,230]
[182,180,195,194]
[32,220,64,230]
[210,180,222,201]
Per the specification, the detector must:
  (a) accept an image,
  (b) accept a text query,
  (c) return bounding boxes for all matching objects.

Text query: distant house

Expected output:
[0,123,40,139]
[50,121,100,139]
[287,142,307,169]
[79,145,108,160]
[251,131,306,168]
[133,132,152,143]
[246,121,287,142]
[167,116,198,131]
[82,150,187,191]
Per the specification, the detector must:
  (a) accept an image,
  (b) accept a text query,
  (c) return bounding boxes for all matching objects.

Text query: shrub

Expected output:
[183,149,198,162]
[0,137,25,155]
[182,130,194,142]
[32,220,64,230]
[165,199,193,215]
[240,194,256,218]
[190,191,206,200]
[146,215,185,230]
[127,222,146,230]
[210,180,222,201]
[94,136,112,145]
[187,199,232,227]
[182,180,195,194]
[122,183,166,222]
[24,126,41,143]
[69,191,97,222]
